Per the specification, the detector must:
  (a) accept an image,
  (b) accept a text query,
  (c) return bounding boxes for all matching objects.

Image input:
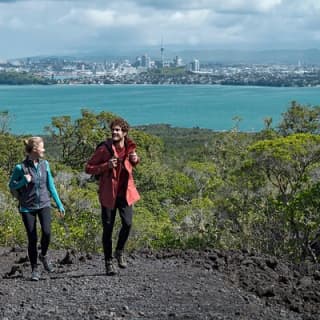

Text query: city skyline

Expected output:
[0,0,320,60]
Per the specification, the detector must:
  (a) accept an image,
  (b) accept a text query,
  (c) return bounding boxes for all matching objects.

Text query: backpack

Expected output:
[91,140,114,182]
[10,162,29,201]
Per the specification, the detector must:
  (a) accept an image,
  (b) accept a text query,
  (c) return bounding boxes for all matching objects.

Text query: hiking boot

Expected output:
[115,250,127,269]
[105,259,117,276]
[31,268,40,281]
[39,253,54,273]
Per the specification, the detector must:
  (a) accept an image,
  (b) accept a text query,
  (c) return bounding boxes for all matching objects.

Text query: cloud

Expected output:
[131,0,282,13]
[7,16,24,28]
[217,0,282,13]
[0,0,319,59]
[59,8,143,28]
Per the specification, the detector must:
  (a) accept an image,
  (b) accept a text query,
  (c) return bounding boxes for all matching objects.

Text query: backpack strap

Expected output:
[104,140,128,160]
[97,140,114,157]
[21,161,29,175]
[104,142,114,157]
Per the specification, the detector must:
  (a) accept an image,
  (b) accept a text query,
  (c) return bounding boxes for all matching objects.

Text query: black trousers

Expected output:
[21,207,51,269]
[101,197,133,261]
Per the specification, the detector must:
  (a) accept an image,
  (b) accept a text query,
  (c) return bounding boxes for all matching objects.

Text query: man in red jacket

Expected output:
[85,118,140,275]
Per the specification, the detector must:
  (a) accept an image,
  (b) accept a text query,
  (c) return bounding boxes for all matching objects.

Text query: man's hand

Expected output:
[129,152,138,163]
[108,157,118,168]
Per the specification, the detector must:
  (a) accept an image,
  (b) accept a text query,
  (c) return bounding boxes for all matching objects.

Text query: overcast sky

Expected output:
[0,0,319,59]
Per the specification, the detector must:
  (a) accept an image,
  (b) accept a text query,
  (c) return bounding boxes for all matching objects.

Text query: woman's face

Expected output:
[33,141,45,158]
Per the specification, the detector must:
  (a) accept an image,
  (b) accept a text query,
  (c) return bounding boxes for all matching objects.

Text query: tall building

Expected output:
[191,59,200,72]
[141,54,151,68]
[174,56,183,67]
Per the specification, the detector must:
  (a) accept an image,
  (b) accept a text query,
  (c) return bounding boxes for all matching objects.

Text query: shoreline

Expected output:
[1,82,320,89]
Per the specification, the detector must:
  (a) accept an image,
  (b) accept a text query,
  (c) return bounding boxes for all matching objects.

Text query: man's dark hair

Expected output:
[109,118,130,133]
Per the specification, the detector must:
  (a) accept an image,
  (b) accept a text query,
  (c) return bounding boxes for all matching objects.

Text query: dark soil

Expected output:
[1,247,320,320]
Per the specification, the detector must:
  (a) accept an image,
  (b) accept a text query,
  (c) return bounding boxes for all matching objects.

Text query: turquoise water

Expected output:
[0,84,319,134]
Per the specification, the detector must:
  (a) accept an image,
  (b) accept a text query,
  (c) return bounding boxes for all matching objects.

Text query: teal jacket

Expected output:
[9,158,64,213]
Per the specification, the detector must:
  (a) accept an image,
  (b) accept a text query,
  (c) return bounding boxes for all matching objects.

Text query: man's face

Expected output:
[111,125,127,142]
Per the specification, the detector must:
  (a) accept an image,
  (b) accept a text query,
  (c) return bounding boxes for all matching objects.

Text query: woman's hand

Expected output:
[24,174,32,183]
[56,209,65,219]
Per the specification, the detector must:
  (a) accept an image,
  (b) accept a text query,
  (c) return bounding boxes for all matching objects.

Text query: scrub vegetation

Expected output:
[1,101,320,262]
[0,71,56,85]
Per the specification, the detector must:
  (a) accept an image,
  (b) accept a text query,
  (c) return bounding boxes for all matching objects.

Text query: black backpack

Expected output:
[91,141,114,181]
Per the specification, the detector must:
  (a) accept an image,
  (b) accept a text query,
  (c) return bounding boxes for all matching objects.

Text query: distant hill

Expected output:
[17,48,320,66]
[78,48,320,65]
[0,71,56,85]
[173,48,320,65]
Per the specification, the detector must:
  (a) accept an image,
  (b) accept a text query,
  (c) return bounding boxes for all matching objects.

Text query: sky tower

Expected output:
[160,38,164,67]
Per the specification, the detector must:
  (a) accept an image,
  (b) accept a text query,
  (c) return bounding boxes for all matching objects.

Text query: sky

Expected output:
[0,0,320,60]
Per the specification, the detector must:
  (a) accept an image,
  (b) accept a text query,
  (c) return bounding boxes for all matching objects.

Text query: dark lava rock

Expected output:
[1,247,319,319]
[59,250,76,265]
[3,265,23,278]
[265,257,278,269]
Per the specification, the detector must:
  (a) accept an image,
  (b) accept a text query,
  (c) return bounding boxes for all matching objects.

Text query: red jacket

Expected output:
[85,138,140,208]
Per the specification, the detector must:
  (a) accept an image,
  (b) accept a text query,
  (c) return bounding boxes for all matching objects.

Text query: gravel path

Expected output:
[0,247,318,319]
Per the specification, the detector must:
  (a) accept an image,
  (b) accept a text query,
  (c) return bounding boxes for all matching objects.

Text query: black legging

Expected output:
[21,207,51,269]
[101,197,133,261]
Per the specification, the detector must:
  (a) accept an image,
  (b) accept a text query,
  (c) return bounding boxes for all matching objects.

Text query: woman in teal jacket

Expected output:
[9,136,65,281]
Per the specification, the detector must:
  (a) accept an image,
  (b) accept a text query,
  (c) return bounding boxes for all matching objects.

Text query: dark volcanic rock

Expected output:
[0,247,319,319]
[59,250,76,265]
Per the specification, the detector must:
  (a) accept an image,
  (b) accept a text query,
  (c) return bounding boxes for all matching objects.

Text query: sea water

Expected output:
[0,84,319,134]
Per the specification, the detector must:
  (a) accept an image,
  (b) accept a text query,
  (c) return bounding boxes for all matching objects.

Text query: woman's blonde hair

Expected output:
[24,136,43,154]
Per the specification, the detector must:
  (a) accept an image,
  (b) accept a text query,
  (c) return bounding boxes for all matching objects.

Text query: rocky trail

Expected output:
[1,247,320,319]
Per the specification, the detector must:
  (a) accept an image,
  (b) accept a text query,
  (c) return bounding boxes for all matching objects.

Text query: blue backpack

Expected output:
[10,162,29,201]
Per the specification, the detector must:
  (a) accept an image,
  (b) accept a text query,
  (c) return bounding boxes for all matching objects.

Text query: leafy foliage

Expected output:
[44,110,117,169]
[2,103,320,262]
[0,71,56,85]
[0,111,11,134]
[246,133,320,258]
[278,101,320,136]
[248,133,320,198]
[0,133,25,174]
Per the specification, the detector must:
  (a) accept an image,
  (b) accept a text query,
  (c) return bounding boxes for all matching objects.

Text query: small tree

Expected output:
[0,110,11,134]
[278,101,320,136]
[0,134,25,174]
[45,109,117,169]
[247,133,320,258]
